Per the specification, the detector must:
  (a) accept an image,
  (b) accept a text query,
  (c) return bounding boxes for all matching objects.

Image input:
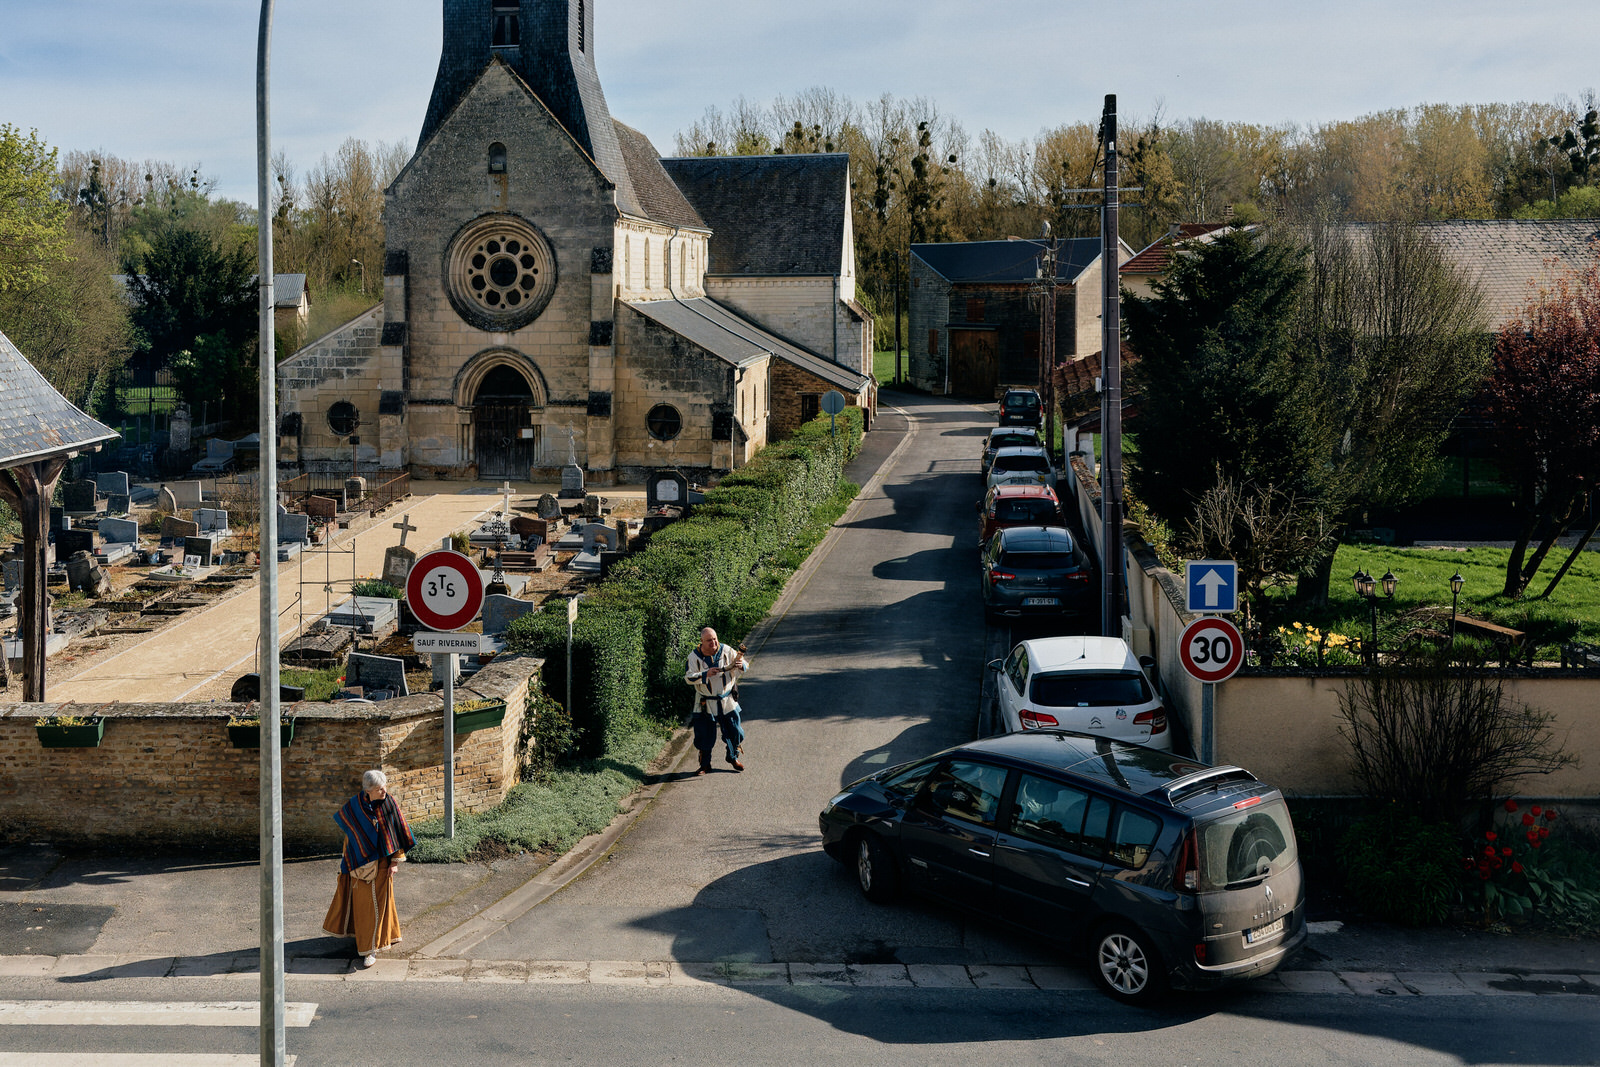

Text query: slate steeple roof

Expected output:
[421,0,642,218]
[0,329,118,467]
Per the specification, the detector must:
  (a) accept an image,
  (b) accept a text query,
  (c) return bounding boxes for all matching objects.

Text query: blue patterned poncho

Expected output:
[334,791,417,874]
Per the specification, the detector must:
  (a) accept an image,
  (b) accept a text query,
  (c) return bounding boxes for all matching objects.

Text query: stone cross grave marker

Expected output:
[346,652,409,697]
[500,482,514,518]
[383,512,419,587]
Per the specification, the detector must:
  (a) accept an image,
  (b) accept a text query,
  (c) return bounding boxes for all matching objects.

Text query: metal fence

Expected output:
[279,470,410,514]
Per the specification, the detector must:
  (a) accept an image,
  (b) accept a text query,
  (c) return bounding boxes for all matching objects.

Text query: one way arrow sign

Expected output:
[1186,559,1238,614]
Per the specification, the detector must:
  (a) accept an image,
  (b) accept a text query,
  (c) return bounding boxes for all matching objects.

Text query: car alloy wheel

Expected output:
[854,834,899,903]
[1092,925,1165,1004]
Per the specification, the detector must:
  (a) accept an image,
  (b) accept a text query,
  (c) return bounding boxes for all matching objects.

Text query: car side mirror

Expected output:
[975,499,983,512]
[1138,655,1156,673]
[986,658,1003,672]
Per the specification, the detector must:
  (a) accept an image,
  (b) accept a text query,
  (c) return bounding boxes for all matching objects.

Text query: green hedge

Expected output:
[505,407,864,750]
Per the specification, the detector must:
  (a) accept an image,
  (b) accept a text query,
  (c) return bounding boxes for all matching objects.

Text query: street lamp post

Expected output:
[1449,570,1465,641]
[1351,568,1398,664]
[352,258,365,295]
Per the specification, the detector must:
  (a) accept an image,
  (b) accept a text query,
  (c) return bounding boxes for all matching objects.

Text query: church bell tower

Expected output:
[420,0,640,215]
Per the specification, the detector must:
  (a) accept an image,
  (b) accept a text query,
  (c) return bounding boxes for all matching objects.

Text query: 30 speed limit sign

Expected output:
[405,550,484,632]
[1178,616,1244,683]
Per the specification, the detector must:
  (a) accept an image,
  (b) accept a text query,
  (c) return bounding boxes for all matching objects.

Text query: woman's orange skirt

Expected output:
[322,862,402,954]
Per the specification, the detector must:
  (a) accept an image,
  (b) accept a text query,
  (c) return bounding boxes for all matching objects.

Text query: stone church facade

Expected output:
[278,0,874,484]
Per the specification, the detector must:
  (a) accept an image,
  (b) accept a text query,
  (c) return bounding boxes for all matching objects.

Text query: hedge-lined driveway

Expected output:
[470,394,1060,966]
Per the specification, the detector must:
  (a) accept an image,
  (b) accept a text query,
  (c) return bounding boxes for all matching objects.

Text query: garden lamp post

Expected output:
[352,258,365,294]
[1351,568,1397,664]
[1450,570,1464,640]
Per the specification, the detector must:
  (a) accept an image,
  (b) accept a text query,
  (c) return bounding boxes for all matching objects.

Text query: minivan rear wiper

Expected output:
[1224,873,1270,889]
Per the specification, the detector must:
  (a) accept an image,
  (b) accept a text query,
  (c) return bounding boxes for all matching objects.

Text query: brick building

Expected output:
[278,0,872,483]
[907,238,1126,399]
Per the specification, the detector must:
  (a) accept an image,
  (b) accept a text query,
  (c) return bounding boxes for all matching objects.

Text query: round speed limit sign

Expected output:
[405,550,484,632]
[1179,616,1244,683]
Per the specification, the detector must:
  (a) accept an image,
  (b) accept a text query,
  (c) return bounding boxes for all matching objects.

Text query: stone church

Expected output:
[278,0,874,483]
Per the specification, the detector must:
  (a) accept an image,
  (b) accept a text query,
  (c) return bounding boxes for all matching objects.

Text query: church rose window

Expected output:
[646,404,682,441]
[446,214,558,331]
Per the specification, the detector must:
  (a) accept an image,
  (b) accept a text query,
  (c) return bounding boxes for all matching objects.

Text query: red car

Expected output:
[977,483,1067,550]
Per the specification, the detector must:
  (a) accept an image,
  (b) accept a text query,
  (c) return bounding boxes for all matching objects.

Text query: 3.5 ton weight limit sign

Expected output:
[1179,616,1244,684]
[405,550,484,632]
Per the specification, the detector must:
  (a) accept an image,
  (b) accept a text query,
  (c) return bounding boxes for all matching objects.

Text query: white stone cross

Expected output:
[392,513,417,547]
[499,481,514,518]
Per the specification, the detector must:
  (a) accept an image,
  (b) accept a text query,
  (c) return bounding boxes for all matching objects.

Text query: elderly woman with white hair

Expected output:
[322,769,416,968]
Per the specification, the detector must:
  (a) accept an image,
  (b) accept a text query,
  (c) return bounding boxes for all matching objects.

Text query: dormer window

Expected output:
[488,142,507,174]
[492,0,520,47]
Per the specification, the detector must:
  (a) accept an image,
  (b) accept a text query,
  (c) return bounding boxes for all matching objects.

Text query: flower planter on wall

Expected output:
[227,718,296,748]
[36,717,107,748]
[453,700,507,735]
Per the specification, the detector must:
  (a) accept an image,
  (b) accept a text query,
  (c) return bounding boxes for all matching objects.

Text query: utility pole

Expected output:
[1100,94,1125,640]
[1034,226,1059,463]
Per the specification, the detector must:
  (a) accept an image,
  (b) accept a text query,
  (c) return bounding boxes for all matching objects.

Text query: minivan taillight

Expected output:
[988,570,1015,583]
[1018,709,1058,729]
[1133,708,1168,735]
[1174,829,1199,892]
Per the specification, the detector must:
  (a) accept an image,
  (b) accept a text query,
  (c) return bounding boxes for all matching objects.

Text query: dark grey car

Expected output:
[819,731,1306,1003]
[981,525,1093,620]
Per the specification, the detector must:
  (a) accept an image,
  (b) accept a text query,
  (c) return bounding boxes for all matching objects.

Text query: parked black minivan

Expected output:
[820,731,1305,1002]
[998,387,1043,427]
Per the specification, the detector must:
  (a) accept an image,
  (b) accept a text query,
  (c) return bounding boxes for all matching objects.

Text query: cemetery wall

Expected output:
[0,654,542,848]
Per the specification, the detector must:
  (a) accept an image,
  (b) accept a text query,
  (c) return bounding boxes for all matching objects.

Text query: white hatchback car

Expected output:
[989,636,1171,750]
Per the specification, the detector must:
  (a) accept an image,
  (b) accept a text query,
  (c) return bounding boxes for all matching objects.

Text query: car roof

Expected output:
[992,445,1050,458]
[997,525,1075,550]
[958,730,1238,801]
[987,426,1040,438]
[1002,388,1041,399]
[988,483,1059,501]
[1017,635,1136,672]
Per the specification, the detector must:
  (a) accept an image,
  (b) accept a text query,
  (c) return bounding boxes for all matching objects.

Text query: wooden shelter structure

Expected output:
[0,329,118,700]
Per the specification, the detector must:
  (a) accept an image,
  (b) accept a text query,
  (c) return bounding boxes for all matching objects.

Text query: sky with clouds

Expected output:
[0,0,1593,204]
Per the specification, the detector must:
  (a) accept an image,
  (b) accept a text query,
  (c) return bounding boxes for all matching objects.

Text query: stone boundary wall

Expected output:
[1065,454,1600,799]
[0,654,542,849]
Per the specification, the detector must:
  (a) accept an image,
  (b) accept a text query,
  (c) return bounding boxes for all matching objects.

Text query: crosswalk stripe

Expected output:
[0,1057,295,1066]
[0,1002,316,1027]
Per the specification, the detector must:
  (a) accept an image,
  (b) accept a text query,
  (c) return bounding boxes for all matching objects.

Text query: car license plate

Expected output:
[1245,917,1284,944]
[1022,597,1059,606]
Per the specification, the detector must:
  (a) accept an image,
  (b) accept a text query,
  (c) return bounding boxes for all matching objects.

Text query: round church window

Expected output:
[446,215,558,331]
[646,404,682,441]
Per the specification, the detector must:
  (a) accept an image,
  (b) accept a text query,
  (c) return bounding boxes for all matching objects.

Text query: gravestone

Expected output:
[65,551,109,597]
[383,545,416,588]
[230,673,307,703]
[614,519,630,554]
[326,596,400,633]
[161,516,200,542]
[107,494,131,516]
[49,506,66,532]
[100,517,139,544]
[169,481,204,508]
[277,541,303,562]
[647,469,689,509]
[582,494,602,519]
[305,495,338,520]
[278,513,310,544]
[481,593,535,635]
[537,493,560,519]
[345,476,366,504]
[346,652,409,697]
[95,471,131,498]
[599,550,624,579]
[559,463,585,500]
[157,485,179,514]
[580,523,620,554]
[3,560,22,593]
[510,515,547,542]
[183,534,216,568]
[205,438,234,461]
[61,480,97,513]
[55,529,95,561]
[195,508,230,534]
[169,406,191,451]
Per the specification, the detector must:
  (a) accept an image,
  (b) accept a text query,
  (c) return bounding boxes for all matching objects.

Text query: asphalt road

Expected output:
[0,975,1594,1066]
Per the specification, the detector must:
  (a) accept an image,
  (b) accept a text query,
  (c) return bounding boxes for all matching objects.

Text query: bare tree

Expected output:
[1184,474,1336,624]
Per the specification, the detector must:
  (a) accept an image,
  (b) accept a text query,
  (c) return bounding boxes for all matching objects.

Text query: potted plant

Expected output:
[227,714,296,748]
[35,714,106,748]
[452,697,508,734]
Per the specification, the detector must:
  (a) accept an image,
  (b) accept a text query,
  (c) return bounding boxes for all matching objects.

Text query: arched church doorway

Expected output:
[473,364,539,478]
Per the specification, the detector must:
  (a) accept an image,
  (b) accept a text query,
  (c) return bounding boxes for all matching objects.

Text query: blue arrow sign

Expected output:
[1186,559,1238,614]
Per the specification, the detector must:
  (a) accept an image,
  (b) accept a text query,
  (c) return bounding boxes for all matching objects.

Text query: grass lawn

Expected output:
[409,478,864,862]
[873,349,906,385]
[1262,542,1600,657]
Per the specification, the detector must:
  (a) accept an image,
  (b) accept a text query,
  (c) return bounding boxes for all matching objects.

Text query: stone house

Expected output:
[907,238,1129,398]
[276,0,872,483]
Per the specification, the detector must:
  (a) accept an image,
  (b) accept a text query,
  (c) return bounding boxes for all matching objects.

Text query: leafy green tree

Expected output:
[1548,108,1600,182]
[0,125,70,293]
[1123,229,1336,525]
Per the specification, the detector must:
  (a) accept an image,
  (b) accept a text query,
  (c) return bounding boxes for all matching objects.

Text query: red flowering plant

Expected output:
[1466,800,1591,925]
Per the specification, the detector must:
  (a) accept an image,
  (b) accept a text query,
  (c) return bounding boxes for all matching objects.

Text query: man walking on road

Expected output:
[686,626,748,774]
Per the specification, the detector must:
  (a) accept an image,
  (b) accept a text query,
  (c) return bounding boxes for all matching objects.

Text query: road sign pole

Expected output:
[1201,682,1214,763]
[566,595,579,720]
[441,652,455,839]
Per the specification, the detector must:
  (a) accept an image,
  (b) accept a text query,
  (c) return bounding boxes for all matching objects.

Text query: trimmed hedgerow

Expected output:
[504,408,864,749]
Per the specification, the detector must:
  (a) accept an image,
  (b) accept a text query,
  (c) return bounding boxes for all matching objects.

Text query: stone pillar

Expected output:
[585,246,616,480]
[380,253,410,468]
